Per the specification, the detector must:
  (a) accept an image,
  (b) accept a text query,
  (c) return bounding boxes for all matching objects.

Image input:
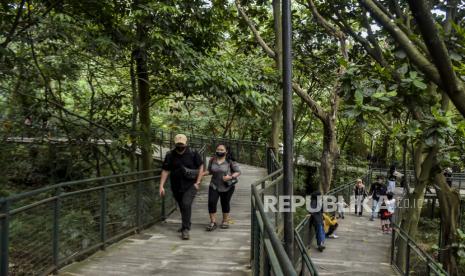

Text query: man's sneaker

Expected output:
[181,229,190,240]
[318,245,325,252]
[328,234,339,239]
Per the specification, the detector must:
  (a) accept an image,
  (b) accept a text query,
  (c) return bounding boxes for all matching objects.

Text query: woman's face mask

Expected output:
[215,146,226,157]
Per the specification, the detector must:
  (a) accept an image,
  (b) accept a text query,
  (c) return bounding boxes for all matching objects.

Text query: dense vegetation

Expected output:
[1,0,465,274]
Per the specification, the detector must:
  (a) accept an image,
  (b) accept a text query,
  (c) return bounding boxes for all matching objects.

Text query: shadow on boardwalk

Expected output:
[60,164,266,276]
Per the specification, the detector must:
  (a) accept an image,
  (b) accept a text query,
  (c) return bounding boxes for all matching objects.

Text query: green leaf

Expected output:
[413,80,427,90]
[397,63,408,75]
[362,105,381,112]
[395,50,407,59]
[409,71,418,79]
[354,89,364,105]
[372,92,384,98]
[386,91,397,97]
[450,51,462,61]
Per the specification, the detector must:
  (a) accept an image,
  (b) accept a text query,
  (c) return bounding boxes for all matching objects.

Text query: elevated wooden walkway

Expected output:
[60,164,267,276]
[310,191,401,275]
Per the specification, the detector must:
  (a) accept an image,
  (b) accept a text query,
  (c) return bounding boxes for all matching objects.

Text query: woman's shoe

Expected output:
[206,222,217,231]
[220,221,230,229]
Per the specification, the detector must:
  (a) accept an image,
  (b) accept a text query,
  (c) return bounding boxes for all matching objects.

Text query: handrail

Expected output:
[252,169,283,187]
[252,147,319,275]
[390,222,448,276]
[389,172,450,276]
[0,169,161,203]
[251,182,297,276]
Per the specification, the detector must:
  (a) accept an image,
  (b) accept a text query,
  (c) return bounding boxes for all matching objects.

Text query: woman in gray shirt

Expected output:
[202,144,241,231]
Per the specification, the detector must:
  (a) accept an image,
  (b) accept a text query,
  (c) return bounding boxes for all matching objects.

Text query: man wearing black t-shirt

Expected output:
[159,134,204,240]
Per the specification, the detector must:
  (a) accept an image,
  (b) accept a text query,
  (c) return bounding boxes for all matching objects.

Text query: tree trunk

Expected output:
[134,22,151,171]
[379,133,389,167]
[129,54,138,171]
[434,171,461,275]
[396,144,437,269]
[320,118,338,193]
[271,106,281,150]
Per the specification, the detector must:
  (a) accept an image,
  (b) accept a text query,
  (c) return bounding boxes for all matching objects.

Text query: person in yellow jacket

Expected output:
[323,213,339,239]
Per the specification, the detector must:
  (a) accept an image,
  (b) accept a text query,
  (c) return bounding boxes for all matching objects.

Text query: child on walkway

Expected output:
[336,197,348,219]
[379,192,395,234]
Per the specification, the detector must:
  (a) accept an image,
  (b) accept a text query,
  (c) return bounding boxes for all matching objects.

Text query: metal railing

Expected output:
[0,169,176,276]
[149,128,267,168]
[372,170,451,276]
[294,216,319,276]
[251,168,297,276]
[390,223,448,276]
[251,148,319,276]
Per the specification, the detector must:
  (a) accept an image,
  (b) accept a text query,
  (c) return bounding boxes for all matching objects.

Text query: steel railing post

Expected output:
[100,181,107,250]
[162,178,169,221]
[52,187,61,271]
[1,200,10,276]
[282,0,294,258]
[263,237,270,276]
[249,143,253,165]
[136,175,142,230]
[264,144,267,168]
[391,228,395,265]
[253,213,260,276]
[405,240,410,276]
[265,147,269,174]
[250,196,255,264]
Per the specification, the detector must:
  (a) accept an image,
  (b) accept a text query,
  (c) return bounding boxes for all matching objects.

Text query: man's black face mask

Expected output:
[175,145,186,152]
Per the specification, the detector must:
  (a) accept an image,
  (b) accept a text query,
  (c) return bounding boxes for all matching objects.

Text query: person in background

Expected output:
[24,115,32,126]
[159,134,204,240]
[202,144,241,231]
[354,179,367,217]
[309,191,326,252]
[444,167,453,187]
[323,213,339,239]
[369,176,386,221]
[387,165,403,193]
[387,166,396,193]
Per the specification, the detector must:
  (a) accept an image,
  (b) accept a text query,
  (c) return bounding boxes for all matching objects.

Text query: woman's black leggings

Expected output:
[208,185,235,213]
